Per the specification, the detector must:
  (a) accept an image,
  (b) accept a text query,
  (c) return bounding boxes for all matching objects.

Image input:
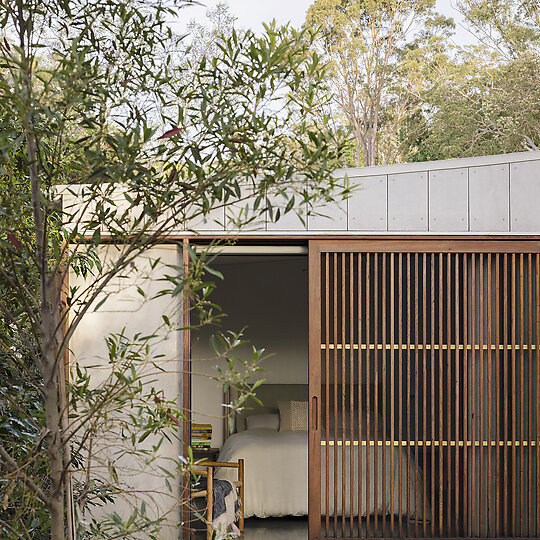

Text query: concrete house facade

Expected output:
[68,150,540,539]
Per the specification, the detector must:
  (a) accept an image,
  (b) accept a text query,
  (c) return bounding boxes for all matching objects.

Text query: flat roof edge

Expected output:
[54,151,540,194]
[334,151,540,178]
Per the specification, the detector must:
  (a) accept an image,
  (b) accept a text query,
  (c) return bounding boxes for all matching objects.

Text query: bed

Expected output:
[215,384,429,520]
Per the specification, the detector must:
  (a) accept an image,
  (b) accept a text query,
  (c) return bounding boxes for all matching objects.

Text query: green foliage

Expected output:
[0,125,49,537]
[0,0,347,537]
[304,0,540,163]
[404,0,540,160]
[410,53,540,160]
[458,0,540,57]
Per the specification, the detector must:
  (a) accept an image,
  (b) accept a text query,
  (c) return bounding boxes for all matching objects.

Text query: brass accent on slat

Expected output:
[321,440,538,447]
[321,343,538,350]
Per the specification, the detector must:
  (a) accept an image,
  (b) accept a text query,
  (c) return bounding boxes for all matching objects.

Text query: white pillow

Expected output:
[245,413,280,431]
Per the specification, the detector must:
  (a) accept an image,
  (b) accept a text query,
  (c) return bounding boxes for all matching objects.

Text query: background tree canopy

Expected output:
[303,0,540,166]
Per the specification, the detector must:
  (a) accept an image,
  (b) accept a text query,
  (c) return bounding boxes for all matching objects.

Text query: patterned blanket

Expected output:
[192,476,240,533]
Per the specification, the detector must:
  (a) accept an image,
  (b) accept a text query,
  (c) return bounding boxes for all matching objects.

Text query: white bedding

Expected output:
[216,429,308,518]
[215,428,429,519]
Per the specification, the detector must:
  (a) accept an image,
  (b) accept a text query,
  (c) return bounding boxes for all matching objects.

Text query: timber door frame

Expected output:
[182,241,192,534]
[309,240,323,539]
[308,238,540,540]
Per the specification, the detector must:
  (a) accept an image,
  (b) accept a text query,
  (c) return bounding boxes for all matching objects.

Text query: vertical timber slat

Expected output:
[325,252,330,537]
[341,253,347,537]
[366,252,372,539]
[504,252,509,537]
[471,253,477,537]
[439,252,444,536]
[350,253,355,536]
[512,253,517,537]
[527,253,533,537]
[447,252,452,537]
[488,253,493,536]
[357,253,363,536]
[479,253,485,537]
[423,252,428,537]
[455,253,460,536]
[463,252,469,537]
[382,253,387,538]
[431,253,436,537]
[374,254,379,537]
[496,253,501,534]
[334,253,338,535]
[390,252,396,535]
[519,253,525,537]
[409,252,415,538]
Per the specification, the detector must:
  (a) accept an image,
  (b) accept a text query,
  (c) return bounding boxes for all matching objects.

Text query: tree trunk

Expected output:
[364,129,376,167]
[369,127,377,166]
[41,346,65,539]
[41,279,65,540]
[355,138,362,167]
[26,125,65,538]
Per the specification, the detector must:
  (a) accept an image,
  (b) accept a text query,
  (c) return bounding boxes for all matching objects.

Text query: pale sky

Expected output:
[178,0,477,45]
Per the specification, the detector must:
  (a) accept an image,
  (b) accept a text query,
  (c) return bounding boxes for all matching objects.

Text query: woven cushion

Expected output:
[278,400,308,432]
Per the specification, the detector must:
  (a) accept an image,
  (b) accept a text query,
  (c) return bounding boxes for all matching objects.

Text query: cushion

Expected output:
[245,413,280,431]
[278,400,308,432]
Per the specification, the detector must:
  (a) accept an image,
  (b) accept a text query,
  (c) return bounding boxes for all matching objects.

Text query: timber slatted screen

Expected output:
[308,241,539,539]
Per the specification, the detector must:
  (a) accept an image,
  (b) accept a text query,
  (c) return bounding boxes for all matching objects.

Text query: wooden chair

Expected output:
[191,460,244,539]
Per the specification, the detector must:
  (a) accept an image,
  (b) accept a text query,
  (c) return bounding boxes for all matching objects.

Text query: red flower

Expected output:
[7,233,21,251]
[158,127,183,139]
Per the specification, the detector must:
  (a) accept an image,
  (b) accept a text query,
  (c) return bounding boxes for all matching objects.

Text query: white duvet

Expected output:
[216,429,308,518]
[215,429,428,519]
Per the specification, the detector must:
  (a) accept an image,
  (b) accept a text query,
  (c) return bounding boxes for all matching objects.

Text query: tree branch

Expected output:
[0,518,26,540]
[0,444,50,507]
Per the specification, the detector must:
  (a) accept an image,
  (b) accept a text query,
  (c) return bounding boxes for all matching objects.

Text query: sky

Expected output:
[178,0,477,46]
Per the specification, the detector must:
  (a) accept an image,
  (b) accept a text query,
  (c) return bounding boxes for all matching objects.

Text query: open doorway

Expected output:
[190,248,310,538]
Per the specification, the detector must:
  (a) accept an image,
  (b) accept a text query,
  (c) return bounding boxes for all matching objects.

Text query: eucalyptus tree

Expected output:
[409,52,540,159]
[409,0,540,159]
[457,0,540,58]
[184,2,239,65]
[454,0,540,152]
[305,0,453,166]
[0,0,346,538]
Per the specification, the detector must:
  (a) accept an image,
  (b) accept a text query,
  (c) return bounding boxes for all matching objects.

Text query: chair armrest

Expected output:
[198,461,239,469]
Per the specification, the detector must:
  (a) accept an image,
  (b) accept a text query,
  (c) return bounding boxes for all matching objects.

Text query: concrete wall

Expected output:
[191,255,308,447]
[185,151,540,235]
[69,244,183,539]
[59,151,540,236]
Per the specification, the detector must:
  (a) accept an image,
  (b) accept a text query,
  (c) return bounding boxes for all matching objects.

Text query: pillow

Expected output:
[278,400,308,432]
[245,413,280,431]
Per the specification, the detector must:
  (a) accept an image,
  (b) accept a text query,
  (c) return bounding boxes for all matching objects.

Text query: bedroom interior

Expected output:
[190,251,310,538]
